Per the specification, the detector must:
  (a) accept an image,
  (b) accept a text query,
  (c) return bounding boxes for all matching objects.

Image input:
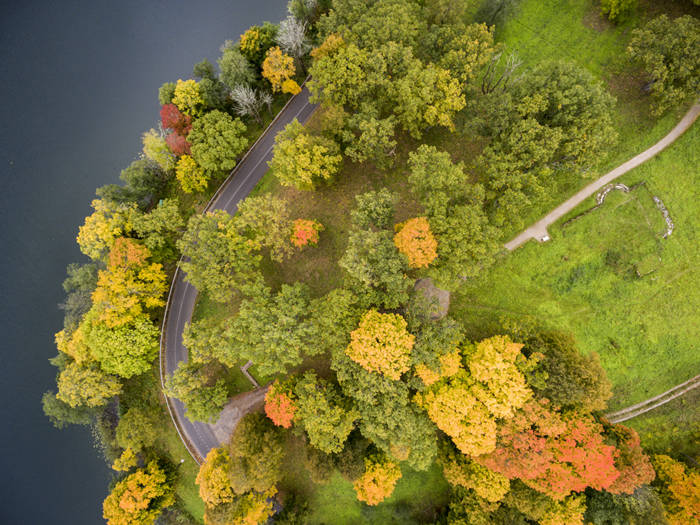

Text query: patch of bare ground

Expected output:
[583,4,613,32]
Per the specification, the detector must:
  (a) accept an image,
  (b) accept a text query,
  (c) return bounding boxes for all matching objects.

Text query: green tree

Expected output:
[408,145,498,289]
[60,262,98,332]
[178,210,262,302]
[218,41,255,90]
[226,282,316,375]
[268,119,342,190]
[115,407,159,452]
[350,189,397,230]
[42,390,94,428]
[56,361,122,408]
[198,78,229,111]
[308,288,363,356]
[84,313,159,379]
[294,371,359,454]
[193,58,216,80]
[132,199,184,261]
[236,193,293,262]
[188,110,248,174]
[600,0,636,23]
[164,361,228,423]
[158,82,176,105]
[142,129,176,172]
[627,15,699,115]
[342,109,397,168]
[228,413,284,495]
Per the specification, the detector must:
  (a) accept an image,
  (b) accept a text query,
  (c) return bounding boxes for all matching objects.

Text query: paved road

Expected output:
[505,103,700,251]
[160,86,317,464]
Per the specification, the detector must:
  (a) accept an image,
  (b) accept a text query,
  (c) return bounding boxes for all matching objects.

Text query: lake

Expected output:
[0,1,286,522]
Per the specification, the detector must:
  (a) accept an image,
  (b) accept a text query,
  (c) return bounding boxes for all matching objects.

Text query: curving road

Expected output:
[160,86,317,464]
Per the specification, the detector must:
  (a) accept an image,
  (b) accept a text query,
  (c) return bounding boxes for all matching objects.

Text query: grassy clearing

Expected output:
[451,120,699,414]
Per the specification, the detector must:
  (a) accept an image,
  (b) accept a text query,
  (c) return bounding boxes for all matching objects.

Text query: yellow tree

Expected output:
[415,350,461,387]
[175,154,208,193]
[353,456,402,506]
[55,324,91,364]
[103,461,175,525]
[345,309,414,380]
[441,448,509,503]
[393,217,438,268]
[262,46,296,93]
[196,448,235,508]
[56,361,121,408]
[77,198,136,261]
[653,455,700,525]
[172,78,204,116]
[112,447,138,472]
[91,238,167,328]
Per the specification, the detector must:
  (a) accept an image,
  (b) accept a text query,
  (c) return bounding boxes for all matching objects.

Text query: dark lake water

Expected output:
[0,1,286,523]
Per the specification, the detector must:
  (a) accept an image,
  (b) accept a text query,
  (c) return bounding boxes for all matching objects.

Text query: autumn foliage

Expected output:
[160,103,192,135]
[653,454,700,525]
[478,399,620,500]
[102,461,174,525]
[196,448,234,507]
[165,132,191,156]
[606,424,656,495]
[290,218,324,248]
[264,380,297,428]
[353,456,402,505]
[441,449,509,503]
[262,46,297,93]
[345,310,414,380]
[393,217,438,268]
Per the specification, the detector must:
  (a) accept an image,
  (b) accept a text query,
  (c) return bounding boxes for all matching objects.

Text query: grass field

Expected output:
[451,118,699,415]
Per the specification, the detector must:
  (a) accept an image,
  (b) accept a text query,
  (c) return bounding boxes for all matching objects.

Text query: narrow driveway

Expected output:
[505,103,700,251]
[160,86,317,464]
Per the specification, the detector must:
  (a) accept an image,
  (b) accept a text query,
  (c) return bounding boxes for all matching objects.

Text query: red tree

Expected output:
[160,103,192,135]
[166,133,191,156]
[478,399,620,500]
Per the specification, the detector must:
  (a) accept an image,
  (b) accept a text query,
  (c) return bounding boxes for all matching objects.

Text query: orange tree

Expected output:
[264,379,297,429]
[393,216,438,268]
[353,455,402,505]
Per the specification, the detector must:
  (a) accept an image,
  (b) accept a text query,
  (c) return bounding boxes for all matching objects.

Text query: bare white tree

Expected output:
[260,91,274,114]
[276,16,310,59]
[231,85,266,124]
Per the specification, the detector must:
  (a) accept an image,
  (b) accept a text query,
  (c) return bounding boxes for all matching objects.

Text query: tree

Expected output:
[189,110,248,174]
[83,314,158,379]
[142,129,176,172]
[277,16,310,59]
[90,238,166,328]
[178,210,261,302]
[290,218,323,248]
[115,407,158,452]
[59,262,98,332]
[504,481,586,525]
[393,217,438,269]
[408,145,498,289]
[350,189,396,230]
[102,460,175,525]
[218,41,255,90]
[158,82,176,105]
[164,361,228,423]
[204,491,274,525]
[584,485,667,525]
[193,58,217,80]
[307,288,363,356]
[165,132,191,156]
[175,155,208,193]
[196,448,234,507]
[198,78,229,111]
[653,455,700,525]
[112,447,138,472]
[627,15,699,115]
[76,198,137,261]
[42,390,94,428]
[264,380,297,428]
[294,371,358,454]
[440,446,510,503]
[524,331,612,412]
[339,229,410,309]
[172,79,204,116]
[262,46,297,93]
[236,194,293,261]
[231,85,266,124]
[239,23,278,68]
[226,282,316,376]
[132,198,184,261]
[353,456,402,505]
[228,413,284,495]
[600,0,636,22]
[342,109,397,168]
[345,310,414,380]
[332,349,437,470]
[478,399,620,500]
[268,119,342,190]
[101,158,168,208]
[160,103,192,136]
[411,318,464,387]
[604,424,655,495]
[56,361,121,408]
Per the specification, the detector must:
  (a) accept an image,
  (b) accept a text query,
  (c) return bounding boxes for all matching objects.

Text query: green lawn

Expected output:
[451,119,699,414]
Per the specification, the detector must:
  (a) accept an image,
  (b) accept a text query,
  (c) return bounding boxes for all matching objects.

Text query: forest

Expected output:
[43,0,699,524]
